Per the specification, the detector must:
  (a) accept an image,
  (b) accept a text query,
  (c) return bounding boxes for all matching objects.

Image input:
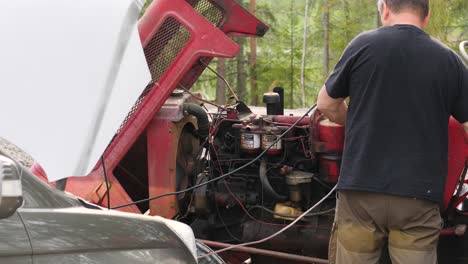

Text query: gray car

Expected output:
[0,154,223,264]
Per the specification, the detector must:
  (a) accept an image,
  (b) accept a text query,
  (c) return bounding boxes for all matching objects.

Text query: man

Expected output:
[317,0,468,263]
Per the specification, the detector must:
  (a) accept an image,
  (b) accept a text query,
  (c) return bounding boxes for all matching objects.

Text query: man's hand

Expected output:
[317,85,348,125]
[463,122,468,134]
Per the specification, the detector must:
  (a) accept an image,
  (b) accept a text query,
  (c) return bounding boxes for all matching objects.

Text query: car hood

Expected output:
[0,0,151,181]
[18,206,197,263]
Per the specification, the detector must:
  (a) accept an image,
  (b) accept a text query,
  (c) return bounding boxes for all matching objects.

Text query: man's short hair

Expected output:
[377,0,429,19]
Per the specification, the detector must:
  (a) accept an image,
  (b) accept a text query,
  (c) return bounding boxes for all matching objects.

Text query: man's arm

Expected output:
[317,84,348,125]
[464,122,468,134]
[317,33,365,124]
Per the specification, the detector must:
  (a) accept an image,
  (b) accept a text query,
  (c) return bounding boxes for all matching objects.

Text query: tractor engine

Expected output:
[184,89,345,258]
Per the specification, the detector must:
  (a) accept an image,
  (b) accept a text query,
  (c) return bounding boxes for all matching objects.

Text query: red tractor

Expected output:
[31,0,468,263]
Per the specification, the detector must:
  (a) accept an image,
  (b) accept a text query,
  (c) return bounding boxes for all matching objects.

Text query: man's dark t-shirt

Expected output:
[325,24,468,203]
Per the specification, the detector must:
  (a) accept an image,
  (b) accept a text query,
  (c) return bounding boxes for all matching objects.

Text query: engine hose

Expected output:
[259,160,288,202]
[183,103,209,139]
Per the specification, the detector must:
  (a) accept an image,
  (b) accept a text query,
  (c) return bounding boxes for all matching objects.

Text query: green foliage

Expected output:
[141,0,153,16]
[186,0,467,108]
[425,0,468,50]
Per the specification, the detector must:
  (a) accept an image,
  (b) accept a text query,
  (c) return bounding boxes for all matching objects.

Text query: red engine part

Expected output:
[272,115,310,126]
[444,117,468,210]
[311,113,345,154]
[319,155,341,183]
[318,119,345,149]
[261,133,283,156]
[310,111,345,183]
[146,94,202,218]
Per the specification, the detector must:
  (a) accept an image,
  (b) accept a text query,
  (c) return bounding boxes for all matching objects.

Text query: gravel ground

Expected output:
[0,138,34,168]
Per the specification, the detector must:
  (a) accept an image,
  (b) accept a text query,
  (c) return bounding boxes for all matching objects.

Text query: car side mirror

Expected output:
[0,155,23,219]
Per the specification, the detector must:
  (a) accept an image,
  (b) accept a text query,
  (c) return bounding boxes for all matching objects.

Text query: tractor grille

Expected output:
[118,89,149,133]
[117,17,191,132]
[186,0,224,27]
[117,1,225,134]
[145,17,191,84]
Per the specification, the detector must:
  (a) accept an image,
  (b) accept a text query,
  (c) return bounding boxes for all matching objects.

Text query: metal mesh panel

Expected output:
[145,17,191,84]
[117,17,191,132]
[177,0,225,90]
[116,1,224,134]
[186,0,224,27]
[117,89,149,132]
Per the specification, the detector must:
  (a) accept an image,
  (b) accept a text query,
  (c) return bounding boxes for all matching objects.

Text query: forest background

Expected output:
[145,0,468,109]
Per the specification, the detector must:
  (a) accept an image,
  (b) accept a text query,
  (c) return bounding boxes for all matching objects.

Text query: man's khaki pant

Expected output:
[328,190,442,264]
